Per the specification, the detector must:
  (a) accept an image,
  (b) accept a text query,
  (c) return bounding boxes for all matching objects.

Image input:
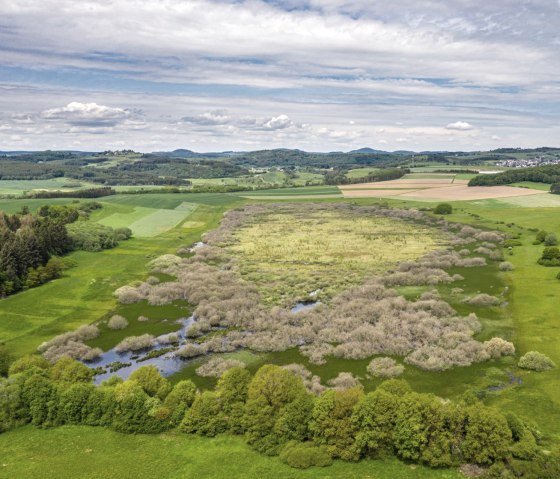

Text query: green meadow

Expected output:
[0,426,462,479]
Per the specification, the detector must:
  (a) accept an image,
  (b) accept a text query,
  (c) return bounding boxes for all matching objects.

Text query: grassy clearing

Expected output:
[0,426,462,479]
[128,207,196,237]
[345,167,380,179]
[496,193,560,207]
[510,181,551,191]
[403,173,456,179]
[226,208,441,304]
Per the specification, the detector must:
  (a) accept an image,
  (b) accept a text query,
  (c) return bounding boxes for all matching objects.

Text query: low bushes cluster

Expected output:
[67,223,132,252]
[367,357,404,378]
[38,325,102,363]
[537,246,560,266]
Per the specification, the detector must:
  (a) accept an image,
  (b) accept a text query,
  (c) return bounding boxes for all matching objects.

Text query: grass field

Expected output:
[510,182,551,191]
[345,167,380,179]
[0,426,463,479]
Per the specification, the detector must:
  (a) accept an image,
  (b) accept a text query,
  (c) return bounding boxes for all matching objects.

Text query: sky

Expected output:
[1,0,560,152]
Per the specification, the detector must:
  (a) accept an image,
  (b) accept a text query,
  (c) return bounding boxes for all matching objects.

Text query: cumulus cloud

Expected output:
[42,102,131,127]
[262,114,294,130]
[446,121,475,131]
[181,110,298,131]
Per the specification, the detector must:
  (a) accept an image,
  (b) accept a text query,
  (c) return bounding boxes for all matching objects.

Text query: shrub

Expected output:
[499,262,514,271]
[434,203,452,215]
[157,332,179,345]
[537,246,560,266]
[518,351,556,371]
[113,285,143,304]
[464,294,500,307]
[115,334,155,353]
[545,233,558,246]
[196,357,246,378]
[367,357,404,378]
[484,338,515,359]
[279,442,333,469]
[108,315,128,330]
[137,315,150,322]
[327,372,362,390]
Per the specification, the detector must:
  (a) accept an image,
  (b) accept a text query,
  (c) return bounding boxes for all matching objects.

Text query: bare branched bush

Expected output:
[463,294,500,307]
[147,254,183,272]
[158,332,179,344]
[195,357,246,377]
[475,231,504,243]
[115,334,155,353]
[108,315,129,330]
[484,337,515,359]
[114,285,143,304]
[367,357,405,378]
[282,363,326,395]
[456,257,487,267]
[175,343,208,358]
[499,262,514,271]
[327,372,361,390]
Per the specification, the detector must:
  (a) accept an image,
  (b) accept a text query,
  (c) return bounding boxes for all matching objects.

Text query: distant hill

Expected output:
[349,147,387,154]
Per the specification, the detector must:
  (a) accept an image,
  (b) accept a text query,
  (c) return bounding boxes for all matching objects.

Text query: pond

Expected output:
[85,316,195,384]
[290,301,321,313]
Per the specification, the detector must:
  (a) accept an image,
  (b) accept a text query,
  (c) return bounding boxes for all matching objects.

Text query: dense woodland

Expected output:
[324,168,408,185]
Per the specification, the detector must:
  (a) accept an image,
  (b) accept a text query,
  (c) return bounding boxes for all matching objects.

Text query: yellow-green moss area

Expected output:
[226,208,444,305]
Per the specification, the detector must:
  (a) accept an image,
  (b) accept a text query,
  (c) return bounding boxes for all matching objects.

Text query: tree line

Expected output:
[324,168,408,185]
[1,357,555,477]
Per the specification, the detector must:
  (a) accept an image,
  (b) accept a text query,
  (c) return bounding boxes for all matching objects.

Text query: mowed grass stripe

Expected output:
[97,203,198,237]
[128,208,192,237]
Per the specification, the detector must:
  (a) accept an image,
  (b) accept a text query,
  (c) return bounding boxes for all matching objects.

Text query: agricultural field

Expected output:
[339,174,545,201]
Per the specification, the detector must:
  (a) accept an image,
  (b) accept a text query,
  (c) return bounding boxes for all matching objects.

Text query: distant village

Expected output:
[496,156,560,168]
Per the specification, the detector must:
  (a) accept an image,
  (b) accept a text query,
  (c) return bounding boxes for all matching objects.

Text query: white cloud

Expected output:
[42,102,131,127]
[263,115,294,130]
[446,121,475,131]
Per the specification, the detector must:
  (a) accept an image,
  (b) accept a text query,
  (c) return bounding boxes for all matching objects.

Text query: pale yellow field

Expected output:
[225,207,443,305]
[339,177,544,202]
